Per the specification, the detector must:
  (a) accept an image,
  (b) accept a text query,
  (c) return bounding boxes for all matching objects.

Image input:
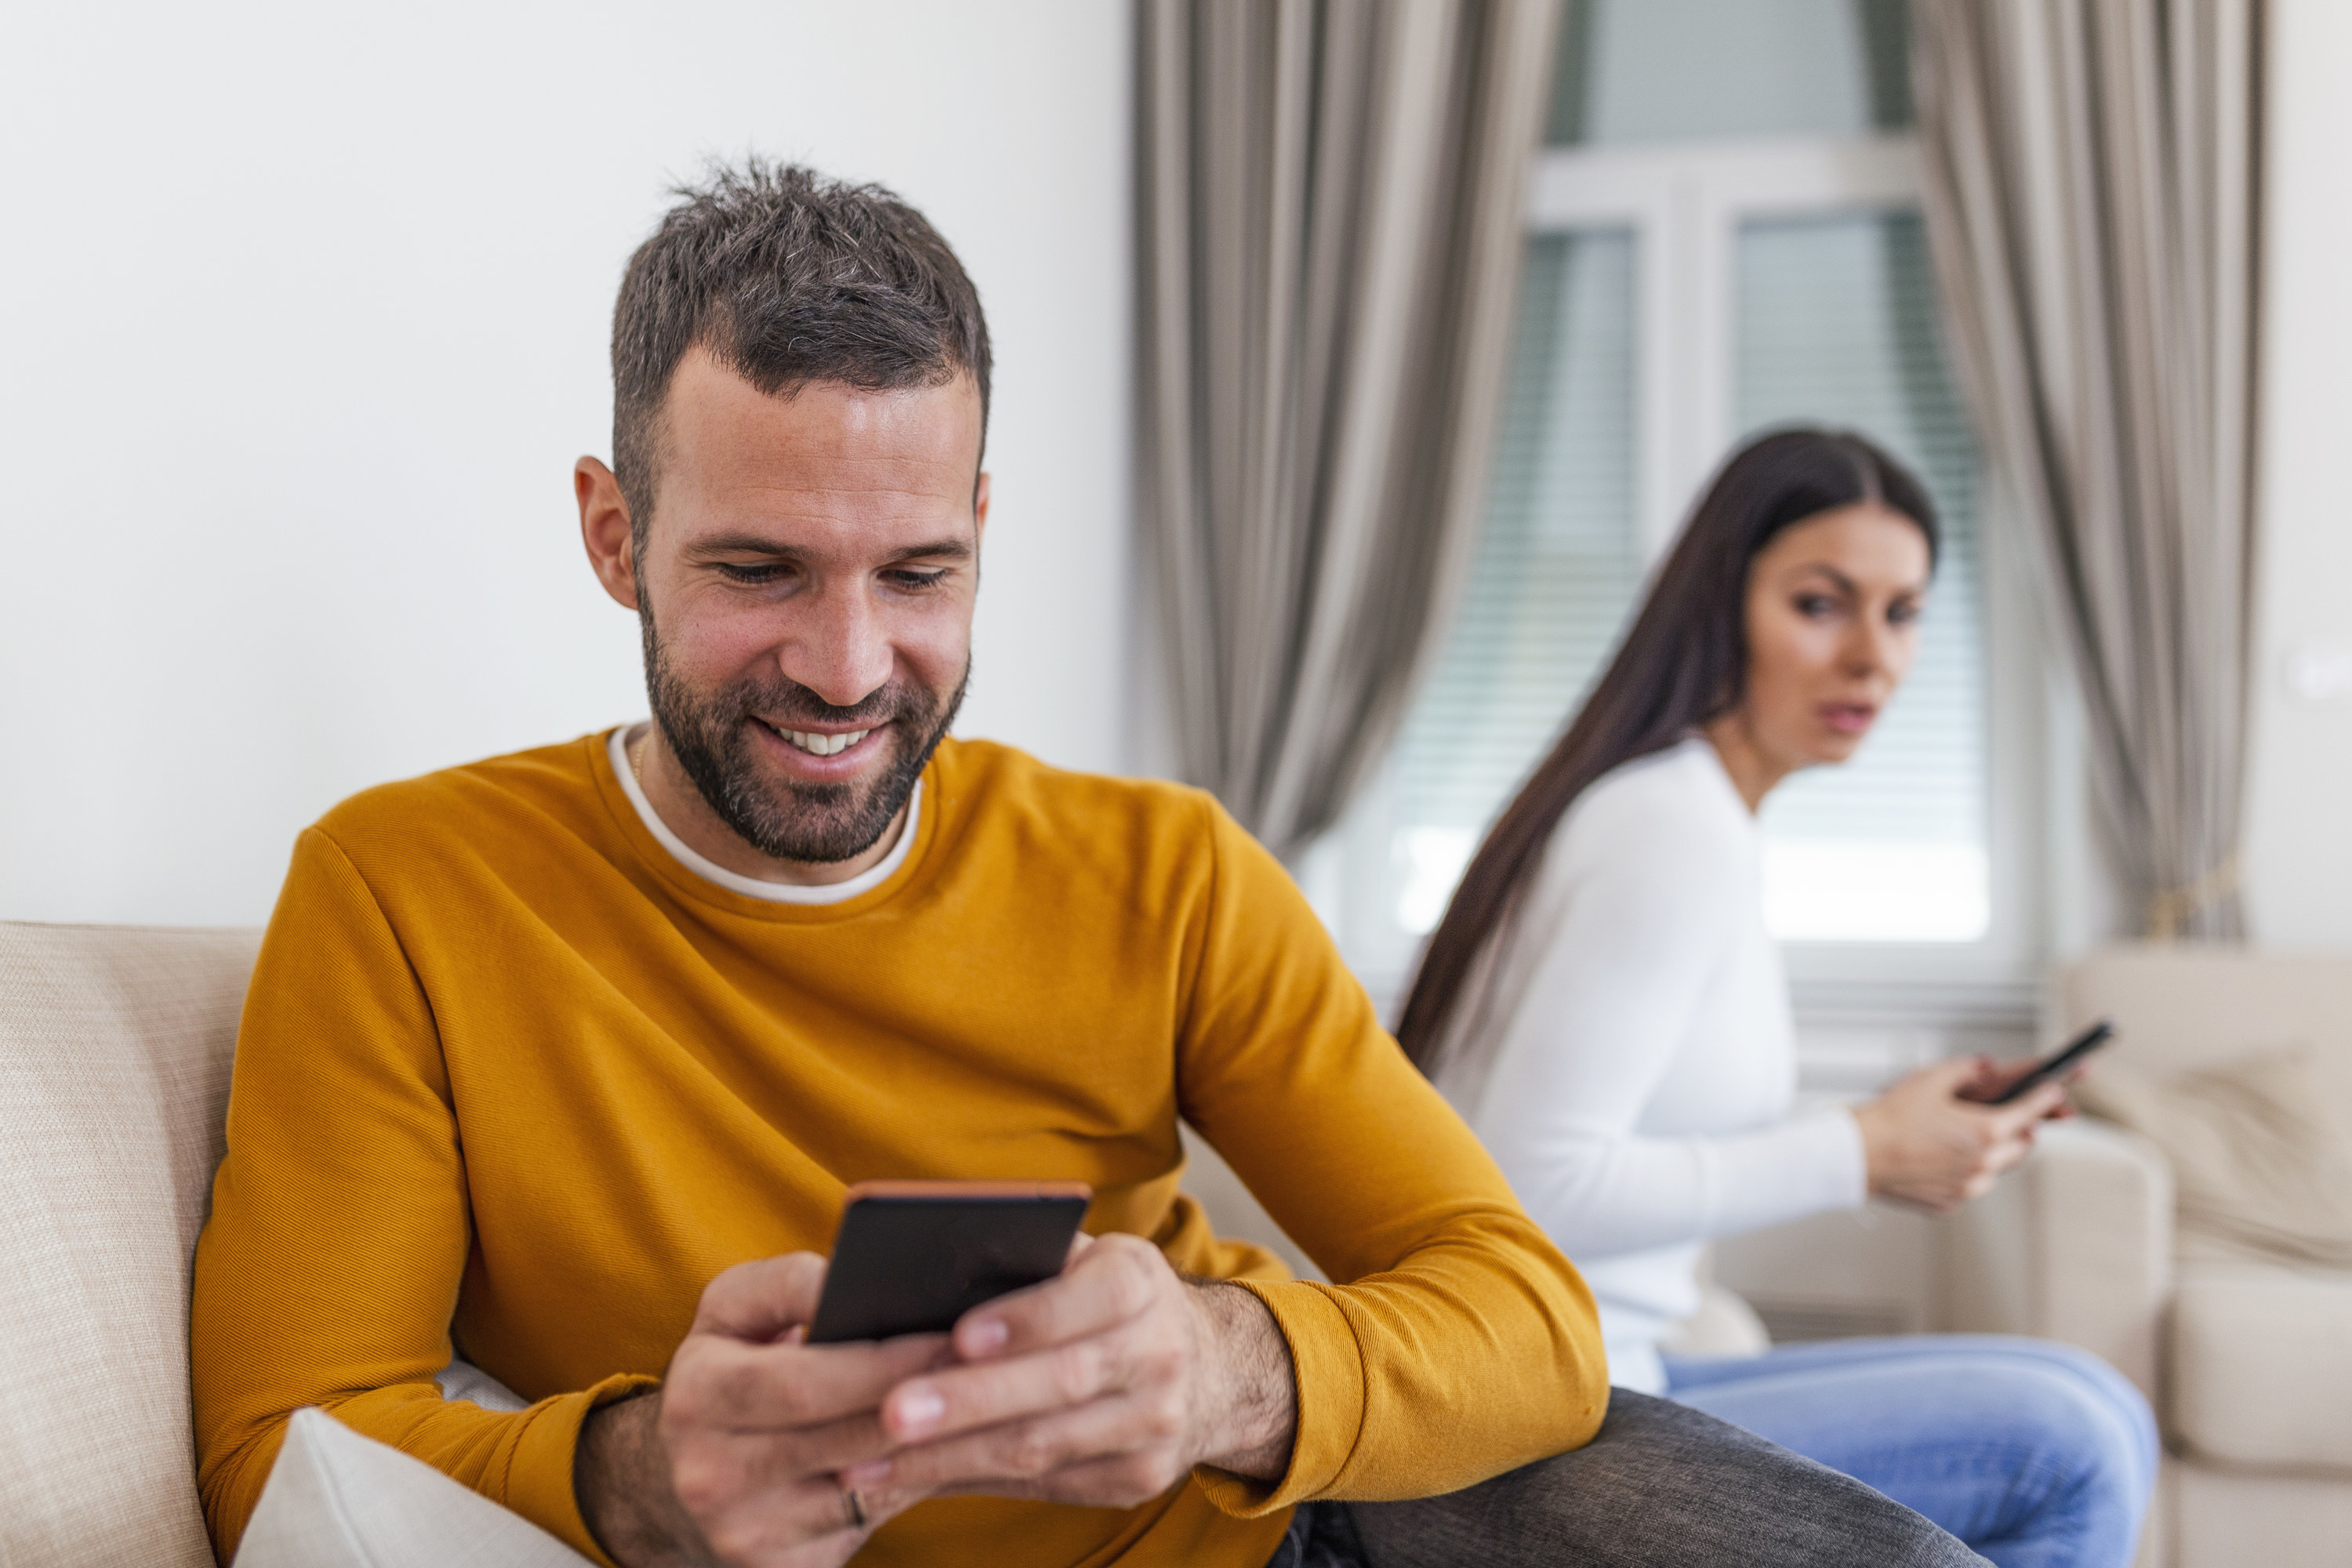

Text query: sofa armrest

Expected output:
[1945,1116,2175,1399]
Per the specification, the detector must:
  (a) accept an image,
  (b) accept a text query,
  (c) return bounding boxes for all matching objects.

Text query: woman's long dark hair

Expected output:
[1395,427,1940,1073]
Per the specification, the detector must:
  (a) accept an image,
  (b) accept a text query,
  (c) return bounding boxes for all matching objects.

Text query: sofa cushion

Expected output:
[234,1407,593,1567]
[2078,1042,2352,1269]
[0,920,261,1567]
[2169,1254,2352,1471]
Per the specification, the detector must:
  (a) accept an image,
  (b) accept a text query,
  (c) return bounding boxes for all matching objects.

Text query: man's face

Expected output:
[626,348,985,862]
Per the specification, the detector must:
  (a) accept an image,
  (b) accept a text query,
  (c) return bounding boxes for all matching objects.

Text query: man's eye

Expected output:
[717,563,787,585]
[886,569,949,591]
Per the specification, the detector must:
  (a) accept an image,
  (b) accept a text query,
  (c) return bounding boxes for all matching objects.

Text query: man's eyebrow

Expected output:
[684,532,805,559]
[886,538,975,562]
[684,533,975,562]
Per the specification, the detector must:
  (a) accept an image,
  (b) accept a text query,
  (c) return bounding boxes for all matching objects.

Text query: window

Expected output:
[1392,228,1642,935]
[1739,208,1988,942]
[1308,0,2041,1008]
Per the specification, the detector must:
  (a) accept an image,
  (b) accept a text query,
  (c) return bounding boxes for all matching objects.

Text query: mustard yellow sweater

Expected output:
[191,733,1605,1566]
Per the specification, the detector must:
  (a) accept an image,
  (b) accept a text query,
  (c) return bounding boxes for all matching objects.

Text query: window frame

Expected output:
[1311,129,2048,1022]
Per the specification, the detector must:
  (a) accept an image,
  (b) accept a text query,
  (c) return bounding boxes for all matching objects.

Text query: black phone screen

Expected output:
[807,1182,1092,1345]
[1986,1019,2116,1105]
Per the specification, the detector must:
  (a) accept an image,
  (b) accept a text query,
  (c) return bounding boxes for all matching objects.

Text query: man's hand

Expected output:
[576,1254,953,1568]
[1853,1055,2071,1213]
[837,1232,1297,1508]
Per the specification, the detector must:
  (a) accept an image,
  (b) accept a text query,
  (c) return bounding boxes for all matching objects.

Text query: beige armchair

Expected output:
[1950,946,2352,1568]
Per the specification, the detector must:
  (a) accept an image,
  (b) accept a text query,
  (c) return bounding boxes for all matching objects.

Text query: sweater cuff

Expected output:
[1190,1280,1363,1516]
[507,1372,662,1568]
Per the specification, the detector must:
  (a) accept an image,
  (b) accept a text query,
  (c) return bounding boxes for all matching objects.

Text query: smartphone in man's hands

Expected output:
[808,1180,1092,1345]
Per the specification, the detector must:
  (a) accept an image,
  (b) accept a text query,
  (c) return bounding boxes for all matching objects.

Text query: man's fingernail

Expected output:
[843,1461,891,1487]
[893,1388,944,1433]
[962,1318,1009,1356]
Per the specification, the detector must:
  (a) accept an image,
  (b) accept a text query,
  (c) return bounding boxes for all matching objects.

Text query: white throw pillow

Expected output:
[232,1407,594,1567]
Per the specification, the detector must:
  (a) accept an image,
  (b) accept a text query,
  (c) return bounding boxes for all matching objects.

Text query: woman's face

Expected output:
[1734,502,1933,774]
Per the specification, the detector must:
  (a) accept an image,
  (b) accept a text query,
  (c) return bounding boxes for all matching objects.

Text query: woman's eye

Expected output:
[1888,600,1922,626]
[1793,593,1837,618]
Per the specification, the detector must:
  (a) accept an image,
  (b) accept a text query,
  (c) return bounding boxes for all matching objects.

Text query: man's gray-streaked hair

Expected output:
[610,158,992,547]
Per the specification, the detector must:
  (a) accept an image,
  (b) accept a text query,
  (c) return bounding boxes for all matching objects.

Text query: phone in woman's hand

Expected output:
[1963,1020,2115,1106]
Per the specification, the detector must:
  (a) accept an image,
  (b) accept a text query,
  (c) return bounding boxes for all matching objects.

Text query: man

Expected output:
[191,162,1980,1568]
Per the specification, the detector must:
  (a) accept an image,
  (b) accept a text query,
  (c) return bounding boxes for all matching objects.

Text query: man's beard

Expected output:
[641,608,966,864]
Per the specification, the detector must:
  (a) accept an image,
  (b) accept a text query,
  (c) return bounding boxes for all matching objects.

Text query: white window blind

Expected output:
[1740,211,1989,941]
[1389,229,1640,933]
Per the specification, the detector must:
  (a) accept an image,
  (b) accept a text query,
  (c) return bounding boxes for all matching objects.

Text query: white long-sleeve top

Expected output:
[1431,737,1866,1394]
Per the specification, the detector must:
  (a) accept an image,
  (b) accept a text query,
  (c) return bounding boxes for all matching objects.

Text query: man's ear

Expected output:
[973,470,991,544]
[577,456,640,612]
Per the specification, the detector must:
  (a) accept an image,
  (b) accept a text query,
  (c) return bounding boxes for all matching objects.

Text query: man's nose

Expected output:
[781,584,896,709]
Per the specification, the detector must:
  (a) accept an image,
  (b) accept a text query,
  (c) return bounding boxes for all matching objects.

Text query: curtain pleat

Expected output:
[1138,0,1563,858]
[1912,0,2264,938]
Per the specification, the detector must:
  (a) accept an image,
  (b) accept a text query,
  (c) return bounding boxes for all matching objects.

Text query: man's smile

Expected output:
[760,719,877,757]
[750,714,892,778]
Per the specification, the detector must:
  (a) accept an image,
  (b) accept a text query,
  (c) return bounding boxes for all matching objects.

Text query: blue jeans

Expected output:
[1664,1335,2157,1568]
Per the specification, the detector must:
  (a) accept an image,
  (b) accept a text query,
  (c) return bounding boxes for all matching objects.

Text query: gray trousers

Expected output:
[1269,1388,1989,1567]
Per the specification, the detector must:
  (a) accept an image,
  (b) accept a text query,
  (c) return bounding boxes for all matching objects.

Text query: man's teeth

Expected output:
[777,727,871,757]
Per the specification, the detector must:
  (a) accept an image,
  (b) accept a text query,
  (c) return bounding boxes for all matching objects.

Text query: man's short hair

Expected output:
[610,158,993,546]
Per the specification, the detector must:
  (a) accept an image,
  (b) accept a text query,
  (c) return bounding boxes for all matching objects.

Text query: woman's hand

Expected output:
[1851,1056,2070,1213]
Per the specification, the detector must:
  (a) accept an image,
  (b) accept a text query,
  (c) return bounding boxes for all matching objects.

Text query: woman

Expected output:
[1399,430,2156,1568]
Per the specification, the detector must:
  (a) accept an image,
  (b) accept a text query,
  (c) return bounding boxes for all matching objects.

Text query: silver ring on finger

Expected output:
[840,1481,869,1532]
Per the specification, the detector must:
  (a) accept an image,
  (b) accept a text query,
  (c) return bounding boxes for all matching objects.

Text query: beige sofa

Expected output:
[1951,945,2352,1568]
[12,920,2347,1568]
[1,920,258,1566]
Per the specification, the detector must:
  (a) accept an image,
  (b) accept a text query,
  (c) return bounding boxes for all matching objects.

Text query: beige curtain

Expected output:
[1138,0,1562,858]
[1913,0,2264,938]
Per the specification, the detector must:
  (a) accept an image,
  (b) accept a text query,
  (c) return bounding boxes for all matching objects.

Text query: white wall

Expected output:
[2244,0,2352,949]
[0,1,1132,928]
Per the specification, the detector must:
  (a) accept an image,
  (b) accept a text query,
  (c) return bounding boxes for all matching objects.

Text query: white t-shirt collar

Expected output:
[608,722,921,905]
